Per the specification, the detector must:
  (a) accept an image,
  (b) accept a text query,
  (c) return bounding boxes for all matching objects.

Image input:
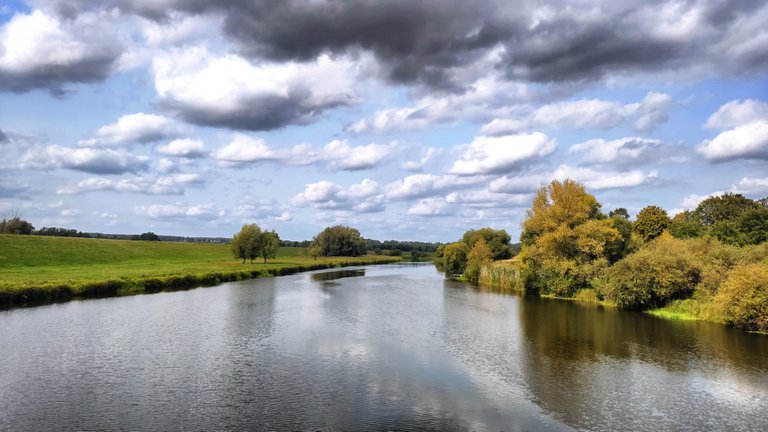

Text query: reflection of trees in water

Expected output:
[311,269,366,282]
[518,295,768,430]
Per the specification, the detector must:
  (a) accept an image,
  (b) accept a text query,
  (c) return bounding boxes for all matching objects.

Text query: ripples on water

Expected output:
[0,264,765,431]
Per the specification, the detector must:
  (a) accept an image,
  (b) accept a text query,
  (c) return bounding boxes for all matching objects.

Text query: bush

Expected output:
[602,234,700,310]
[715,261,768,332]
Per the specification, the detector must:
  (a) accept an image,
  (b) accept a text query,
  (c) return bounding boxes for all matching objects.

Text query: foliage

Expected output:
[601,234,700,310]
[518,180,631,297]
[634,205,670,242]
[609,207,630,219]
[736,206,768,245]
[308,245,321,260]
[715,260,768,332]
[0,216,34,235]
[461,228,513,260]
[36,227,91,238]
[443,242,468,277]
[693,193,758,226]
[133,232,160,241]
[311,225,367,257]
[256,230,280,263]
[669,211,705,239]
[465,239,493,284]
[231,224,262,263]
[435,244,445,258]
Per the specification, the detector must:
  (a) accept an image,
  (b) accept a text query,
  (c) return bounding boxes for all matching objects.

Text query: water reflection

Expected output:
[518,296,768,430]
[311,268,366,282]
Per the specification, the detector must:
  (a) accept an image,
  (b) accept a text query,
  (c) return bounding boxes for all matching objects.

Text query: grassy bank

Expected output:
[0,234,400,308]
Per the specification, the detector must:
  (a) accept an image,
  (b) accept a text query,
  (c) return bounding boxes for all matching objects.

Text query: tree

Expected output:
[736,207,768,245]
[693,193,758,226]
[609,208,630,219]
[521,179,602,246]
[308,245,321,260]
[231,224,261,263]
[311,225,366,257]
[0,214,34,235]
[634,205,670,242]
[669,211,705,239]
[443,242,468,277]
[256,230,280,263]
[461,228,513,260]
[133,232,160,241]
[465,239,493,283]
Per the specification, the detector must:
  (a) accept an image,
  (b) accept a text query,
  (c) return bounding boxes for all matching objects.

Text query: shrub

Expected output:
[715,261,768,332]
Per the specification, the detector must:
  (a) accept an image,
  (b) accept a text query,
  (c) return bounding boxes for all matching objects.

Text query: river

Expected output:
[1,264,766,431]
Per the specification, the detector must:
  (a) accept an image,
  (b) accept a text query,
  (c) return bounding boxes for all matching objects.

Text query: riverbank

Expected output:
[0,234,400,308]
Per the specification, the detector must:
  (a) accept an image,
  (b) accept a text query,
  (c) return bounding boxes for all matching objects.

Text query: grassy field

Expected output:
[0,234,400,307]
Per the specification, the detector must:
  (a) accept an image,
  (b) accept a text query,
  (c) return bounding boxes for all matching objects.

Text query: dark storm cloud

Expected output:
[0,54,119,96]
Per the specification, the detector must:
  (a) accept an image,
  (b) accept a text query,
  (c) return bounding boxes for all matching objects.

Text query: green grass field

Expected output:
[0,234,400,307]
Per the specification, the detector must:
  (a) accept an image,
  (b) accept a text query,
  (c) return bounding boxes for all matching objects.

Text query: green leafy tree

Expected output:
[312,225,367,257]
[694,193,758,226]
[256,230,280,263]
[308,245,321,260]
[634,205,670,242]
[461,228,513,260]
[0,215,34,235]
[443,242,468,277]
[669,211,705,239]
[609,208,630,219]
[231,224,261,263]
[465,239,493,283]
[715,260,768,332]
[708,221,743,246]
[736,207,768,245]
[133,232,160,241]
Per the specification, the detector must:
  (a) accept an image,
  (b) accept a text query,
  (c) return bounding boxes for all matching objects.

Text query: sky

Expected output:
[0,0,767,242]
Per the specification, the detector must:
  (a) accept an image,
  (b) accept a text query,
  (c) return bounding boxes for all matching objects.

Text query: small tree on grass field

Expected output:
[232,224,281,264]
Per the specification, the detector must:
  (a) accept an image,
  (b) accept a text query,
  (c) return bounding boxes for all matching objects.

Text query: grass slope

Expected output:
[0,234,400,307]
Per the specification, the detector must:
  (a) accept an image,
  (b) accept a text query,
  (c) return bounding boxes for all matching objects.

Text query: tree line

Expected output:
[441,179,768,332]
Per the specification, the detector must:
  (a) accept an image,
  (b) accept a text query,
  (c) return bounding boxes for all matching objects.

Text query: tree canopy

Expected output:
[634,205,670,242]
[311,225,366,257]
[231,224,280,264]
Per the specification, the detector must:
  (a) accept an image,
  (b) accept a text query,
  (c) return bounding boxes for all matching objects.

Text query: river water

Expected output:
[1,264,766,431]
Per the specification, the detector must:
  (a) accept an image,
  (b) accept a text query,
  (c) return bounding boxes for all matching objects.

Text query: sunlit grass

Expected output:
[0,234,400,306]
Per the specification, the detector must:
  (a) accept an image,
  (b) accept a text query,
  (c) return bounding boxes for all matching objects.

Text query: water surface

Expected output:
[1,264,766,431]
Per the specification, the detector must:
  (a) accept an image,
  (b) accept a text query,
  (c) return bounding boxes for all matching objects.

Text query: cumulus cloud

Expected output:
[19,145,149,174]
[57,173,203,195]
[730,177,768,196]
[449,132,556,176]
[135,202,220,220]
[0,179,30,198]
[229,199,294,223]
[401,147,442,172]
[569,137,675,165]
[78,113,183,147]
[155,138,206,158]
[214,135,393,171]
[705,100,768,129]
[0,9,122,94]
[481,92,672,135]
[384,174,484,200]
[698,121,768,162]
[0,129,8,143]
[408,198,454,216]
[490,165,657,194]
[293,178,385,213]
[153,47,362,131]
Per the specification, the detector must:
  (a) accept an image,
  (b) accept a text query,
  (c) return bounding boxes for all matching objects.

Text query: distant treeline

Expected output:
[281,237,441,255]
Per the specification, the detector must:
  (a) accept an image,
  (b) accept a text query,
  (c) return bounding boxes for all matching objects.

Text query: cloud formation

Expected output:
[19,145,149,174]
[57,173,203,195]
[698,100,768,162]
[0,9,121,94]
[449,132,556,176]
[79,113,183,147]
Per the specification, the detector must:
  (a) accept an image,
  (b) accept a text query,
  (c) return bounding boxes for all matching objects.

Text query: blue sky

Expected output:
[0,0,767,242]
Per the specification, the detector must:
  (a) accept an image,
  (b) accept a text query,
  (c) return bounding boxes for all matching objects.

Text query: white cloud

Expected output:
[153,47,362,130]
[408,198,454,216]
[214,135,393,170]
[57,173,202,195]
[449,132,556,176]
[552,165,658,190]
[19,145,149,174]
[79,113,182,147]
[569,137,667,165]
[489,174,548,194]
[698,121,768,162]
[293,178,385,213]
[384,174,484,200]
[0,9,121,93]
[481,92,672,135]
[401,147,442,171]
[135,203,219,220]
[731,177,768,196]
[446,190,532,208]
[155,138,206,158]
[705,100,768,129]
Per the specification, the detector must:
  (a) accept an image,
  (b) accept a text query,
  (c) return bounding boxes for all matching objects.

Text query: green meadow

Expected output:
[0,234,400,307]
